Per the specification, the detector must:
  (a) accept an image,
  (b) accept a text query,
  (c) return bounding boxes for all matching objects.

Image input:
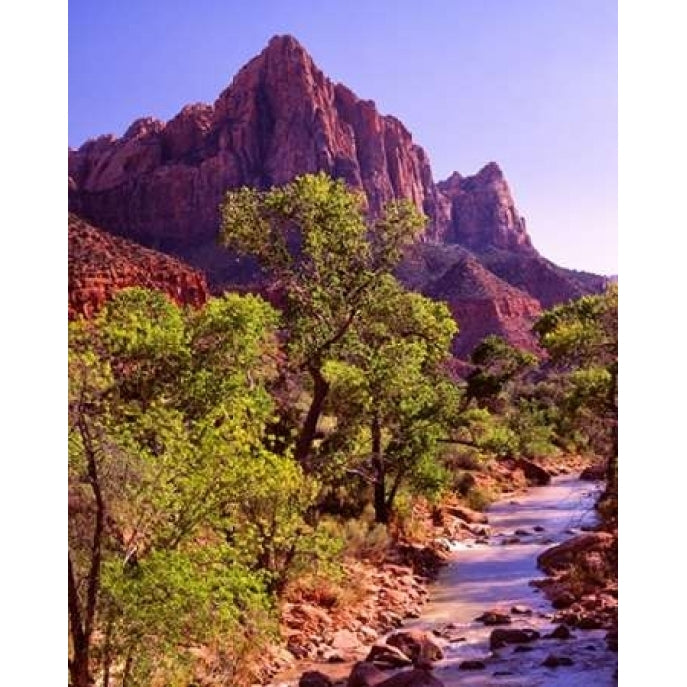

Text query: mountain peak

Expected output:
[265,33,308,54]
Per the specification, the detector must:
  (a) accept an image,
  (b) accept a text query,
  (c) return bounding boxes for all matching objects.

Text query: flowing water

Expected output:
[272,476,618,686]
[404,476,617,685]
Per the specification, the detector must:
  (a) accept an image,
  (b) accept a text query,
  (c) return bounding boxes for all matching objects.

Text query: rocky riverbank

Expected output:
[266,465,616,687]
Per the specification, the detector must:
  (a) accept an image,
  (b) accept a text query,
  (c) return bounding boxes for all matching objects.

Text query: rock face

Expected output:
[69,35,446,260]
[68,214,209,319]
[69,34,608,356]
[437,164,532,252]
[402,245,543,356]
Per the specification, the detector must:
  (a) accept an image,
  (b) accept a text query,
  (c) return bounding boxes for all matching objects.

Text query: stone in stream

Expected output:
[475,610,512,625]
[442,504,488,525]
[300,670,334,687]
[366,643,413,668]
[577,616,603,630]
[511,605,532,615]
[514,529,531,536]
[547,624,573,640]
[458,660,486,670]
[373,668,445,687]
[347,661,388,687]
[513,645,535,653]
[551,591,576,609]
[490,628,540,650]
[542,654,574,668]
[516,458,552,485]
[386,630,443,663]
[533,525,546,532]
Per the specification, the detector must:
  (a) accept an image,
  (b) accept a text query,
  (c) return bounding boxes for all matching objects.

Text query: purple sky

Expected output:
[69,0,617,275]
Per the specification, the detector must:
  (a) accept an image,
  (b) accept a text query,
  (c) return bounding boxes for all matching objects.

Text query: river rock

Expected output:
[375,669,445,687]
[459,660,486,670]
[475,610,512,625]
[547,624,573,640]
[537,533,615,573]
[580,463,606,481]
[577,616,603,630]
[511,605,532,615]
[542,654,574,668]
[443,504,488,524]
[551,592,576,609]
[347,662,388,687]
[366,644,413,668]
[516,459,551,485]
[300,670,334,687]
[386,630,443,663]
[489,628,540,650]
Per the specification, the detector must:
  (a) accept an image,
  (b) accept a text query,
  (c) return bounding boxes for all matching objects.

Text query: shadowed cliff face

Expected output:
[68,34,608,356]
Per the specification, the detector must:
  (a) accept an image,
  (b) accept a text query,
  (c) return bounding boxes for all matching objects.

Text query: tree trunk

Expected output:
[371,414,388,524]
[294,365,330,468]
[68,416,105,687]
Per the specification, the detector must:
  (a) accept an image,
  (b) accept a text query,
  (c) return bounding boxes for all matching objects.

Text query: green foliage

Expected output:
[219,173,427,464]
[68,288,324,687]
[467,335,537,410]
[534,285,618,500]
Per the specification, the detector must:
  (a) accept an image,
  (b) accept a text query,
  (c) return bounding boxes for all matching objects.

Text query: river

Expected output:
[404,475,617,685]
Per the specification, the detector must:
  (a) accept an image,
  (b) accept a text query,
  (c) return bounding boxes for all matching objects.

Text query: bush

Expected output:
[464,485,496,512]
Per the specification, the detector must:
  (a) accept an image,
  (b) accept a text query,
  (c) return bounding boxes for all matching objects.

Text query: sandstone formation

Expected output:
[68,213,209,319]
[68,34,609,356]
[406,245,543,357]
[69,35,446,260]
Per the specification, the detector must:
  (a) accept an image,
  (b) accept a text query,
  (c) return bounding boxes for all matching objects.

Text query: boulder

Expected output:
[331,629,362,654]
[580,463,606,481]
[489,628,540,650]
[376,668,445,687]
[347,662,388,687]
[516,459,551,486]
[537,533,615,574]
[542,655,574,668]
[366,644,413,668]
[511,605,532,615]
[458,660,486,670]
[475,610,512,626]
[443,504,488,524]
[547,624,572,640]
[551,592,576,609]
[386,630,443,664]
[300,670,334,687]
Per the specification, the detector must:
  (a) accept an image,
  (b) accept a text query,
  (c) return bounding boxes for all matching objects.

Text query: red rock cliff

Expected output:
[68,214,209,319]
[68,34,608,356]
[69,35,448,255]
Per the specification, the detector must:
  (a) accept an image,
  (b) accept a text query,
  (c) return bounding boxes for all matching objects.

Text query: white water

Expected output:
[404,476,617,685]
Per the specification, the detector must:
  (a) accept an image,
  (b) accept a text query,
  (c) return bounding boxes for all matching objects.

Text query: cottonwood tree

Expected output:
[219,173,425,468]
[68,289,320,686]
[533,285,618,500]
[322,276,458,523]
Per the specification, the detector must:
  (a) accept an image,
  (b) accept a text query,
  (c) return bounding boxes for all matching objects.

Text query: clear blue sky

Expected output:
[69,0,617,275]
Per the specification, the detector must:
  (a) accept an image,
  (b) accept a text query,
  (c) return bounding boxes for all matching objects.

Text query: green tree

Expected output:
[533,285,618,499]
[466,335,537,411]
[322,277,459,522]
[68,288,322,686]
[219,173,425,467]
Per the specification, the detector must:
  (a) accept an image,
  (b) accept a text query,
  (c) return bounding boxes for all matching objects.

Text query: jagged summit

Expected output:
[68,35,606,355]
